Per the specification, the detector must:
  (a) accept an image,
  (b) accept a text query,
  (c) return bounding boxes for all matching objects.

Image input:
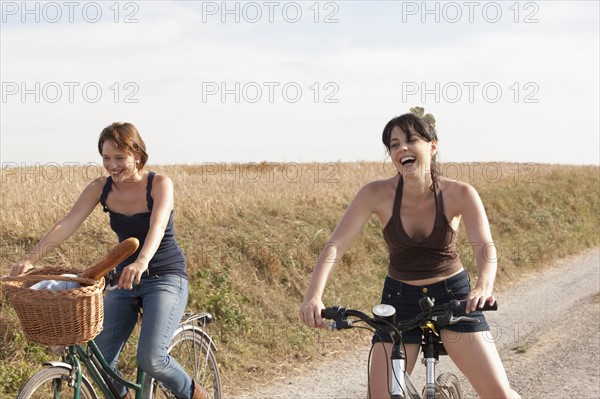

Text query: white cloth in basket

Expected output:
[30,274,80,290]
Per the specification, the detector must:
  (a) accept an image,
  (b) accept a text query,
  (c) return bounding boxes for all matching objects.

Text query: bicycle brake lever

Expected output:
[324,319,353,330]
[432,314,452,326]
[322,320,336,330]
[338,320,353,329]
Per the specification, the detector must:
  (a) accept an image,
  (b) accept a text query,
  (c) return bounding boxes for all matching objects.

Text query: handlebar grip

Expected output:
[481,301,498,311]
[449,299,498,315]
[321,306,344,320]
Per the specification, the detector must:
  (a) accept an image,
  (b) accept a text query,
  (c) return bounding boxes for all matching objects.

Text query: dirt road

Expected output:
[234,247,600,399]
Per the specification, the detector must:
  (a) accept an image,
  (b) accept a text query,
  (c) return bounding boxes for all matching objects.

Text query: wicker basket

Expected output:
[1,267,104,346]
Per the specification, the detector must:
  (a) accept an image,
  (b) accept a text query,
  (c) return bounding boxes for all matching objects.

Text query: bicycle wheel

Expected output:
[436,372,462,399]
[144,328,222,399]
[17,366,97,399]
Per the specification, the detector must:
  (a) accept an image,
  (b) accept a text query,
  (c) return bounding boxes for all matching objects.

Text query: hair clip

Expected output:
[410,106,436,129]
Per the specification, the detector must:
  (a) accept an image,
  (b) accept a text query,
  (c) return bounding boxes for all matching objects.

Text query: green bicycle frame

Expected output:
[66,341,144,399]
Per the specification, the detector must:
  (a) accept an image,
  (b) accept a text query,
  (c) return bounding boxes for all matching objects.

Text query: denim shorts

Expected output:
[372,270,489,344]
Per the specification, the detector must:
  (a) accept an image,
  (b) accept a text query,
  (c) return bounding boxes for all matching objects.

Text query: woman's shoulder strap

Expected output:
[99,176,113,212]
[146,171,156,210]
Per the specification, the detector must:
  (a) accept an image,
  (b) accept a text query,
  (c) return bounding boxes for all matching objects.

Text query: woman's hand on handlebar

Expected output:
[9,260,34,277]
[117,260,148,290]
[466,284,496,314]
[299,297,325,329]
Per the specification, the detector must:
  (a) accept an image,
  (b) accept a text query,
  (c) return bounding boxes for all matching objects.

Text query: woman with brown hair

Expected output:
[11,122,207,399]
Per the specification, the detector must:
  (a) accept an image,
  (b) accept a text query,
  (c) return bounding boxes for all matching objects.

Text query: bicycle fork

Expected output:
[389,330,441,399]
[421,330,440,399]
[422,357,437,399]
[390,343,407,399]
[390,339,419,399]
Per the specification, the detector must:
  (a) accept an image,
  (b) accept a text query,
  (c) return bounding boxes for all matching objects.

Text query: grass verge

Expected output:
[1,162,598,397]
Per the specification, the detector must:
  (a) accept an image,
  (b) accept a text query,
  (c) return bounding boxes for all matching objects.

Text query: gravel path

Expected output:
[234,247,600,399]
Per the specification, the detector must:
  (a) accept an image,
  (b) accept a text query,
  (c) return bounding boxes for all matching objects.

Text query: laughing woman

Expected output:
[299,108,520,398]
[10,122,207,399]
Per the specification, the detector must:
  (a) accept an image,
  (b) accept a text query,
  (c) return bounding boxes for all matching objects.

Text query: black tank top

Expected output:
[383,176,463,281]
[100,171,187,279]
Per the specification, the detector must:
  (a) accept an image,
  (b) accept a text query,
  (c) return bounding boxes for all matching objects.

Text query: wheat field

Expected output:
[1,162,598,396]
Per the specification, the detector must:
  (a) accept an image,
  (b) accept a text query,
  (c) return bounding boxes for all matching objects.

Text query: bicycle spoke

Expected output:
[145,329,221,399]
[17,367,96,399]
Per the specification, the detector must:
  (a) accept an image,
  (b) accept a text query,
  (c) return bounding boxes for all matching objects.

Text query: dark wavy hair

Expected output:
[381,112,439,191]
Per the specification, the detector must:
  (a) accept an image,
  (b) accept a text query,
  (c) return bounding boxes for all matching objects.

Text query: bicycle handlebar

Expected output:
[321,298,497,333]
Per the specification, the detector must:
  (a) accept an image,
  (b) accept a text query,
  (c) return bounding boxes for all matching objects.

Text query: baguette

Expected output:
[79,237,139,280]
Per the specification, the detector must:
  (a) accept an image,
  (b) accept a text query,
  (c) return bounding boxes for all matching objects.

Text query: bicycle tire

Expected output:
[436,372,462,399]
[144,328,222,399]
[16,365,98,399]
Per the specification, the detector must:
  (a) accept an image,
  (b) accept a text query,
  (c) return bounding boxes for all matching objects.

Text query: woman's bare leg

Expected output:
[368,343,420,399]
[441,330,521,398]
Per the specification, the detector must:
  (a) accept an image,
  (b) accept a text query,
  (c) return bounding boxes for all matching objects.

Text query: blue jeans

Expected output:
[94,275,193,399]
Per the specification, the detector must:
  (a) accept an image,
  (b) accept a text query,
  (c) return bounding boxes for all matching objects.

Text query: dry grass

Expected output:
[1,162,598,397]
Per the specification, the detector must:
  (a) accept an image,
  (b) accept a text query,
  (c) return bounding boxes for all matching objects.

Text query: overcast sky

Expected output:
[1,1,598,167]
